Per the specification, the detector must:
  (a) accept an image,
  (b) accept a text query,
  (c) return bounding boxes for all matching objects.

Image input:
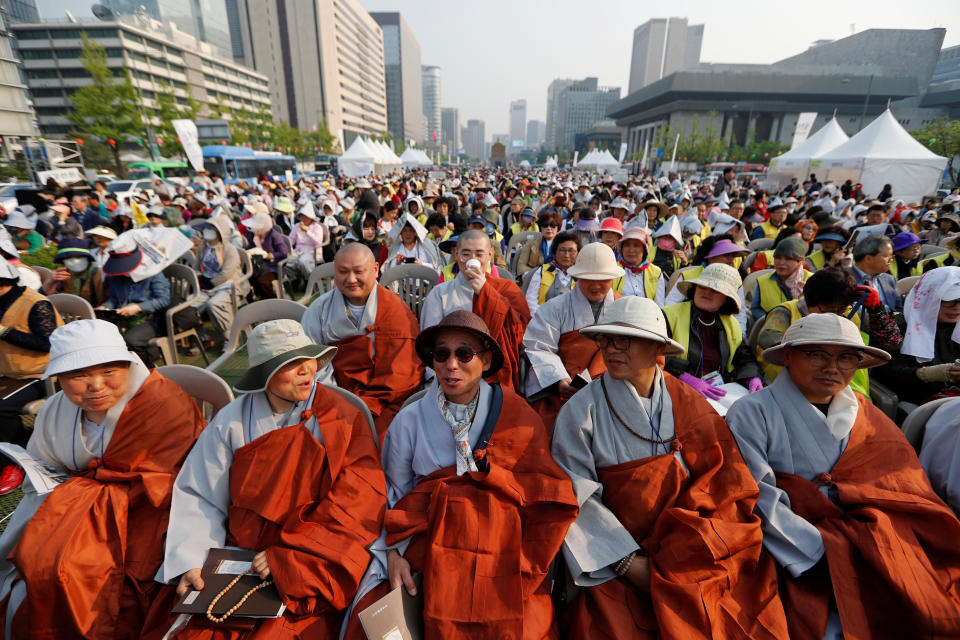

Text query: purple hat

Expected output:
[891,231,921,252]
[705,239,749,260]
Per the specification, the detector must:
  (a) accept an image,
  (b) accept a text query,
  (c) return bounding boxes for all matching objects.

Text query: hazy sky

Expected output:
[40,0,960,134]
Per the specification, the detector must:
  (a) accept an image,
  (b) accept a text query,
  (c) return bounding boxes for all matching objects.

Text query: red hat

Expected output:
[599,217,624,236]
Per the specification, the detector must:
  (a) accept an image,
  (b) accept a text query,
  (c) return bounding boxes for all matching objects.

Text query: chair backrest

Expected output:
[497,266,514,281]
[323,384,381,452]
[158,364,235,417]
[207,299,307,372]
[32,265,52,284]
[920,244,947,260]
[896,275,920,297]
[665,265,698,295]
[747,237,775,251]
[742,269,773,305]
[400,388,427,409]
[175,250,198,270]
[47,293,95,322]
[746,316,765,353]
[901,397,956,452]
[520,267,536,295]
[238,249,253,279]
[380,263,439,317]
[506,231,540,267]
[742,251,761,272]
[297,262,337,304]
[164,263,201,304]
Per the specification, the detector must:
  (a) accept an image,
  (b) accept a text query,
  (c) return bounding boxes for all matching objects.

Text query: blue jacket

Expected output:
[851,264,902,313]
[102,273,171,314]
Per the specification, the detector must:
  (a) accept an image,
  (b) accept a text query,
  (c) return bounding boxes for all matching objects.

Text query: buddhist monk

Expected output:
[302,243,423,444]
[727,313,960,639]
[342,310,578,639]
[150,320,385,638]
[552,296,788,639]
[0,319,205,638]
[419,229,529,391]
[523,242,623,434]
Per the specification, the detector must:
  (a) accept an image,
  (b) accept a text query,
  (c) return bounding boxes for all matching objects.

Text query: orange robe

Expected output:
[531,331,606,435]
[346,387,578,640]
[473,278,530,392]
[565,374,787,639]
[774,396,960,640]
[7,371,205,639]
[330,285,424,444]
[152,384,386,639]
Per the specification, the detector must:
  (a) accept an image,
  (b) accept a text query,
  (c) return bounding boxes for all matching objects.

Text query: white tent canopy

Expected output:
[765,118,849,188]
[815,109,948,202]
[578,149,620,172]
[337,136,377,177]
[400,147,432,168]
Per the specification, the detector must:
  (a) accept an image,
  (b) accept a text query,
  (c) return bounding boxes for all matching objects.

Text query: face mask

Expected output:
[203,229,218,242]
[657,237,676,251]
[63,257,89,273]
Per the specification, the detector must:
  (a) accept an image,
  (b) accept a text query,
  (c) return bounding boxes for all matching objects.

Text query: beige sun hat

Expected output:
[234,319,337,393]
[676,263,743,313]
[761,313,890,368]
[566,242,625,280]
[580,296,685,355]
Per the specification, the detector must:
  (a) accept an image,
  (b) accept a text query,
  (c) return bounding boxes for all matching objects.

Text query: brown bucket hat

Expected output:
[415,310,505,377]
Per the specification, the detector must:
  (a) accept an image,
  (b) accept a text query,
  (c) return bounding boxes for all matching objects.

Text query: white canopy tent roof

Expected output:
[400,147,432,167]
[815,109,948,202]
[543,155,558,169]
[765,118,849,188]
[578,149,620,173]
[337,136,377,177]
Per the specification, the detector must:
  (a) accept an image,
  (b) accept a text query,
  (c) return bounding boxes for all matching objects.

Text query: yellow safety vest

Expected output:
[439,261,493,282]
[757,221,782,240]
[681,265,704,281]
[807,249,826,270]
[510,222,539,235]
[612,263,662,300]
[920,251,956,271]
[663,301,741,374]
[756,270,812,314]
[760,300,871,398]
[648,245,683,273]
[888,260,922,279]
[537,264,575,304]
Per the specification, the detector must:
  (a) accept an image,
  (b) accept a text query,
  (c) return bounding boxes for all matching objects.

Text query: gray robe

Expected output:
[522,286,615,397]
[158,383,323,583]
[919,397,960,514]
[302,286,378,381]
[551,370,686,586]
[419,273,475,329]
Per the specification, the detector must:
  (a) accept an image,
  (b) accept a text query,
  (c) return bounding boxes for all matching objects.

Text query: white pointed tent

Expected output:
[765,118,849,188]
[578,149,619,173]
[400,147,433,168]
[543,155,558,169]
[815,109,948,201]
[337,137,377,177]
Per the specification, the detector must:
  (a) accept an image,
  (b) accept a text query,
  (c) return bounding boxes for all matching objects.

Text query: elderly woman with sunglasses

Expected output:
[516,211,562,275]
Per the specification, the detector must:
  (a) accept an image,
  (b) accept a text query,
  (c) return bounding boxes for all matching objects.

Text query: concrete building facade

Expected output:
[461,118,484,159]
[421,63,440,148]
[441,106,458,155]
[371,11,423,146]
[13,16,270,136]
[551,77,620,151]
[545,77,575,150]
[509,98,525,152]
[232,0,387,147]
[103,0,232,59]
[628,17,702,93]
[525,119,544,148]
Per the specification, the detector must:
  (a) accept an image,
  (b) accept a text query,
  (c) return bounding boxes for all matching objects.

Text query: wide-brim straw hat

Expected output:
[567,242,625,280]
[761,313,890,368]
[676,263,743,313]
[415,310,504,377]
[234,319,337,393]
[640,199,668,218]
[580,296,685,355]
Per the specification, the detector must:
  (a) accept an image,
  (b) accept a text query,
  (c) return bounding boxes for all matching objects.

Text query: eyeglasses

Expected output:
[541,222,559,228]
[593,334,632,351]
[431,346,487,364]
[800,349,863,371]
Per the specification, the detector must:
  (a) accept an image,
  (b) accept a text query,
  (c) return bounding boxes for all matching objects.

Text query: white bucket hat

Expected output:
[580,296,685,355]
[566,242,625,280]
[676,263,743,313]
[233,319,337,393]
[88,225,118,241]
[44,319,137,378]
[761,313,890,368]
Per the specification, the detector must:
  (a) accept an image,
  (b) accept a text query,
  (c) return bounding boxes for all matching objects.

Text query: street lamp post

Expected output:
[858,74,875,130]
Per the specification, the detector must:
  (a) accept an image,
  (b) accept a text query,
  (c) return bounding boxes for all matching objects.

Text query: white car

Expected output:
[0,183,38,216]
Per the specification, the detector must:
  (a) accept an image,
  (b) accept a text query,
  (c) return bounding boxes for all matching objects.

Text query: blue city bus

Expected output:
[201,146,299,184]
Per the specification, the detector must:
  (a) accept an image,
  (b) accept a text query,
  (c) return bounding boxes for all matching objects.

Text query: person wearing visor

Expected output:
[87,225,117,272]
[0,319,203,638]
[342,310,577,640]
[98,233,171,366]
[662,263,763,399]
[727,313,960,640]
[552,296,787,639]
[41,238,105,306]
[612,227,665,305]
[154,319,386,638]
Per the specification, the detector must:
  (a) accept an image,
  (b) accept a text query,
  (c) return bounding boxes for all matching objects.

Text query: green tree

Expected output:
[67,34,143,177]
[152,81,199,159]
[911,118,960,186]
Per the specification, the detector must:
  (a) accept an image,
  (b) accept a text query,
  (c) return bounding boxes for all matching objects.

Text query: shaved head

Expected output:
[334,242,378,305]
[335,241,376,267]
[457,229,488,247]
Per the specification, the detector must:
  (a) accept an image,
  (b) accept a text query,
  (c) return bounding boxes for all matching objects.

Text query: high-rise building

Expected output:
[526,119,544,148]
[0,0,38,23]
[441,107,459,155]
[545,78,575,150]
[232,0,387,147]
[509,99,526,153]
[628,17,703,93]
[421,64,441,148]
[13,16,270,136]
[0,9,36,146]
[462,118,484,159]
[101,0,233,59]
[371,12,423,146]
[549,77,620,151]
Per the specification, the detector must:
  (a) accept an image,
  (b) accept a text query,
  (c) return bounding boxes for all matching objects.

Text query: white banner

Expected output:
[669,133,680,171]
[618,142,628,164]
[572,151,579,167]
[37,167,84,185]
[791,112,818,149]
[640,140,649,171]
[172,119,203,171]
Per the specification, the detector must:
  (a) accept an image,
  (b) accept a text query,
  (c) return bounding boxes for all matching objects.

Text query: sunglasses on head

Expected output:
[431,346,487,364]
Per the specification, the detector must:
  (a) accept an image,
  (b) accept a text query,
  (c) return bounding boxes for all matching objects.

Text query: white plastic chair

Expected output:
[297,262,337,305]
[47,293,95,322]
[896,275,920,297]
[207,299,307,373]
[379,263,439,317]
[901,397,956,452]
[148,264,208,365]
[747,237,775,252]
[665,265,698,295]
[742,269,773,306]
[158,364,235,419]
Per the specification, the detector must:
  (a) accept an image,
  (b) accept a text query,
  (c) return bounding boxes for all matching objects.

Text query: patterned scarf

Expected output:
[619,258,650,275]
[437,389,481,475]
